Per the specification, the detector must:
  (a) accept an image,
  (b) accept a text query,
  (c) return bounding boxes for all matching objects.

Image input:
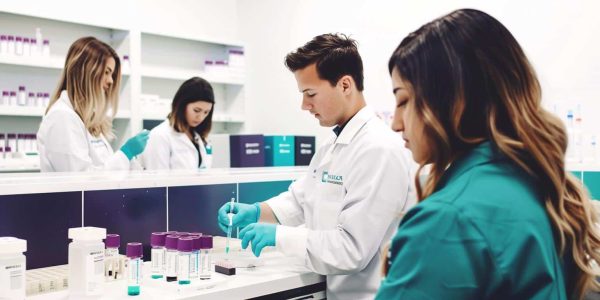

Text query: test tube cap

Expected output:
[68,227,106,241]
[200,235,213,249]
[150,232,167,247]
[165,235,179,250]
[126,242,143,258]
[190,236,201,251]
[177,237,193,252]
[105,234,120,248]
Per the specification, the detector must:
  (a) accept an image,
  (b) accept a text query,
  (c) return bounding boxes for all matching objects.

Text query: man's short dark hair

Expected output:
[284,33,364,91]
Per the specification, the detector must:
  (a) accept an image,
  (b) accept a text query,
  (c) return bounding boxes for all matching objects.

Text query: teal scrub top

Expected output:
[376,142,572,300]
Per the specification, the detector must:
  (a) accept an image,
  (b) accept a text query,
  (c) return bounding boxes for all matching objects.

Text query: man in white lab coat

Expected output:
[218,33,414,300]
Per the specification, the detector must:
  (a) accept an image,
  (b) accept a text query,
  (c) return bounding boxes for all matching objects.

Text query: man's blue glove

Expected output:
[120,130,150,160]
[239,223,276,257]
[217,202,260,233]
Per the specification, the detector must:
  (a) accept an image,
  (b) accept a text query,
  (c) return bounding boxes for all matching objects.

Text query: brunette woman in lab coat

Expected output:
[142,77,214,170]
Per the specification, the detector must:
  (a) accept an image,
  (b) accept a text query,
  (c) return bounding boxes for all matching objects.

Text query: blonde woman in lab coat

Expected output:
[38,37,149,172]
[142,77,214,170]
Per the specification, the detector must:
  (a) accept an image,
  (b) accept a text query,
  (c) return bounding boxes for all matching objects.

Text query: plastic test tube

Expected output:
[199,235,213,280]
[165,235,179,282]
[190,235,201,279]
[104,234,120,280]
[150,232,166,279]
[177,237,193,285]
[126,243,143,296]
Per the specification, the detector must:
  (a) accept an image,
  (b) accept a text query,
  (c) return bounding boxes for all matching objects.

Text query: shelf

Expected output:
[0,55,130,75]
[142,112,244,123]
[141,65,243,85]
[141,30,243,47]
[0,106,131,119]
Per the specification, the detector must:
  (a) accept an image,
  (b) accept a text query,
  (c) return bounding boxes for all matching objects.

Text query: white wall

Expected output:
[237,0,600,147]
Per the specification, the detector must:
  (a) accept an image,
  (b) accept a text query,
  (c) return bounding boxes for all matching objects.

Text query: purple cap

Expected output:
[8,36,14,41]
[228,49,244,55]
[17,134,25,138]
[204,60,214,65]
[10,91,16,96]
[44,93,50,97]
[5,146,11,152]
[105,234,120,248]
[31,38,36,43]
[165,235,179,250]
[215,60,227,65]
[28,92,35,97]
[126,242,143,258]
[177,237,193,252]
[23,38,30,42]
[0,35,6,40]
[7,134,16,138]
[18,86,25,91]
[2,91,8,96]
[177,232,191,237]
[37,92,43,97]
[191,236,201,251]
[0,148,3,153]
[16,36,22,42]
[123,55,129,60]
[200,235,213,249]
[0,134,4,138]
[151,232,167,247]
[188,232,202,237]
[43,39,49,45]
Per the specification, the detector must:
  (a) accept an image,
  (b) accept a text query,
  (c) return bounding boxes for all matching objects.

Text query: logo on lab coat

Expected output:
[321,171,343,185]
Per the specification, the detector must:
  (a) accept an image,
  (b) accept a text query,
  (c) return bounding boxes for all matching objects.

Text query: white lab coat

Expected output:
[141,120,211,170]
[37,91,130,172]
[266,106,415,300]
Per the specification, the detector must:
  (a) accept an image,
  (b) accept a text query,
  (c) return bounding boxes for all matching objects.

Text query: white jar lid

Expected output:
[68,227,106,241]
[0,237,27,254]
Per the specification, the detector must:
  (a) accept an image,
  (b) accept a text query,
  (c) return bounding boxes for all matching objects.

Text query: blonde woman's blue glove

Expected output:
[239,223,276,257]
[121,130,150,160]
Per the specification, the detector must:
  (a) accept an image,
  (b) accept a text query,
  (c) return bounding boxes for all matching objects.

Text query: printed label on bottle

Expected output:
[87,250,104,294]
[0,263,24,296]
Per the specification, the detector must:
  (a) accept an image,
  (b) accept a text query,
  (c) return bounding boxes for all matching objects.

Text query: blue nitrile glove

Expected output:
[120,130,150,160]
[217,202,261,233]
[239,223,276,257]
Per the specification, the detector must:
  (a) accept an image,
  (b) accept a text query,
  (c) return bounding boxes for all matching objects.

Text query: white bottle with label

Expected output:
[0,237,26,300]
[68,227,106,299]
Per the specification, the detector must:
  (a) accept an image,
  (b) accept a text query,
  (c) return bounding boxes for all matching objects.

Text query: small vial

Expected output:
[164,235,179,282]
[35,28,43,55]
[42,39,50,57]
[190,235,201,279]
[104,234,121,281]
[43,93,50,107]
[177,237,193,285]
[0,237,27,299]
[27,92,35,106]
[9,91,17,106]
[7,36,15,55]
[36,92,43,107]
[0,35,7,54]
[17,86,27,106]
[15,36,23,56]
[1,91,8,105]
[23,37,30,56]
[30,38,38,56]
[150,232,166,279]
[126,243,143,296]
[199,235,213,280]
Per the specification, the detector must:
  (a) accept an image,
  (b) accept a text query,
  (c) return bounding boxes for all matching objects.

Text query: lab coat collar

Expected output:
[334,106,374,145]
[437,141,501,190]
[58,90,74,110]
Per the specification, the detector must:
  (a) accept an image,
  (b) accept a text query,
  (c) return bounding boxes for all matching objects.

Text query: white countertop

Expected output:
[0,167,308,195]
[28,252,325,299]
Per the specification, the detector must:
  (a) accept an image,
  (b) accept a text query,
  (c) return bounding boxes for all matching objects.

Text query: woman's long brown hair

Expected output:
[389,9,600,299]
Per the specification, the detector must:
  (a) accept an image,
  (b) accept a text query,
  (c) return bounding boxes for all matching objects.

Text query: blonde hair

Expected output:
[47,36,121,139]
[389,9,600,299]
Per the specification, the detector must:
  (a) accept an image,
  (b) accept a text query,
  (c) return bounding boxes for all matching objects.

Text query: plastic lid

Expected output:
[10,91,16,96]
[228,49,244,55]
[165,235,179,250]
[68,227,106,241]
[191,236,201,251]
[2,91,8,95]
[200,235,213,249]
[43,39,49,44]
[31,38,36,42]
[123,55,129,60]
[205,60,214,65]
[177,237,193,252]
[37,92,43,96]
[0,35,6,40]
[126,242,143,258]
[18,86,25,91]
[150,232,167,247]
[4,147,11,152]
[28,92,35,96]
[188,232,202,237]
[15,36,22,41]
[44,93,49,97]
[23,38,29,42]
[8,36,14,40]
[0,237,26,254]
[105,234,120,248]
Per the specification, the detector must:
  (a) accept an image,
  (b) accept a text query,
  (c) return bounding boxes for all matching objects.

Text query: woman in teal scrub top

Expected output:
[377,9,600,300]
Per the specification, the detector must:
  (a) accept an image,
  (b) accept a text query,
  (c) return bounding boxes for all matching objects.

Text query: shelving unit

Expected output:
[0,10,246,155]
